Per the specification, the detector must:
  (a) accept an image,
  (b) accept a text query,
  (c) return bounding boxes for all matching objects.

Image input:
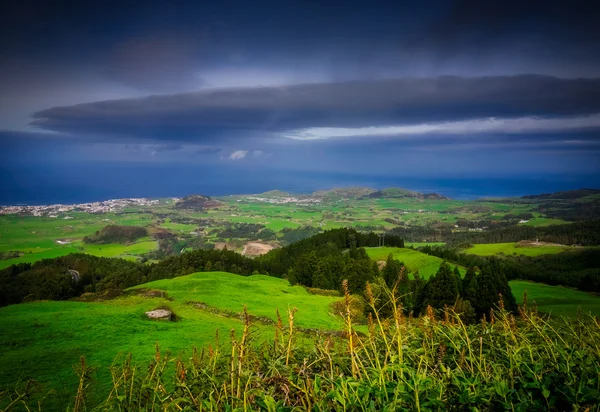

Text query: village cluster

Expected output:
[240,196,322,205]
[0,198,160,216]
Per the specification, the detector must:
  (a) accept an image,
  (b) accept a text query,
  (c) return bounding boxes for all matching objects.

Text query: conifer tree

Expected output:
[382,253,403,288]
[462,266,478,305]
[417,262,462,313]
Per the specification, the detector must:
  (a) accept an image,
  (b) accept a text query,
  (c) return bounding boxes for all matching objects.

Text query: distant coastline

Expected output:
[2,183,599,209]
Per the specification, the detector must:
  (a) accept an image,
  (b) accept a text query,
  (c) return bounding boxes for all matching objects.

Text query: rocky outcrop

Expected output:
[145,309,173,321]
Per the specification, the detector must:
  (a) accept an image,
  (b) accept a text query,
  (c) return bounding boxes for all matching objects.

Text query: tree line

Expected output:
[0,248,259,307]
[0,228,516,323]
[386,220,600,246]
[417,245,600,294]
[369,254,515,322]
[0,228,401,306]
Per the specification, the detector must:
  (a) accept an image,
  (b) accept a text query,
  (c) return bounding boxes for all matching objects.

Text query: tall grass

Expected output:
[3,285,600,411]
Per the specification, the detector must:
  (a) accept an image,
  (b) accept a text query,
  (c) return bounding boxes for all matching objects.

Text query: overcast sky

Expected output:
[1,0,599,201]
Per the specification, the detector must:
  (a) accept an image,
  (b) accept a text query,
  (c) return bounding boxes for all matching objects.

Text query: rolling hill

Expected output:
[0,271,344,408]
[365,187,450,200]
[365,247,464,278]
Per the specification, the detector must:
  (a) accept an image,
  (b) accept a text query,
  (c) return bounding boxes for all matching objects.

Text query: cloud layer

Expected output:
[31,75,600,144]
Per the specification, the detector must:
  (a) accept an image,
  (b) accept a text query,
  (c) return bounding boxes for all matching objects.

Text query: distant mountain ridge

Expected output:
[310,187,450,200]
[312,187,377,198]
[365,187,450,200]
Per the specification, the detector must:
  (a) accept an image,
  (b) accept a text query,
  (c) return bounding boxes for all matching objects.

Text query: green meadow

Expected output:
[129,272,343,330]
[465,242,572,257]
[364,247,465,278]
[0,240,158,269]
[0,213,158,268]
[510,280,600,317]
[0,272,344,407]
[521,217,571,227]
[405,241,445,247]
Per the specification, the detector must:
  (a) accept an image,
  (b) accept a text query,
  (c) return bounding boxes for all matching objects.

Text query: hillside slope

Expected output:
[365,247,464,278]
[0,271,343,408]
[510,280,600,317]
[129,272,342,330]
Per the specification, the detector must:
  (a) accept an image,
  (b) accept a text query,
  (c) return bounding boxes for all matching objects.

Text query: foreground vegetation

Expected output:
[3,283,599,411]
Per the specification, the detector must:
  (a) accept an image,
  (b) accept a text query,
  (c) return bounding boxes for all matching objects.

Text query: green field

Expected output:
[0,246,80,269]
[510,280,600,317]
[465,242,572,257]
[2,189,595,270]
[0,240,158,270]
[405,241,445,247]
[0,213,158,268]
[0,271,344,407]
[365,247,464,278]
[521,217,571,227]
[129,272,342,330]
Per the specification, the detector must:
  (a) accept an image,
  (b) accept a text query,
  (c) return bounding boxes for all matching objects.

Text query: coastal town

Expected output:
[239,195,322,205]
[0,198,161,216]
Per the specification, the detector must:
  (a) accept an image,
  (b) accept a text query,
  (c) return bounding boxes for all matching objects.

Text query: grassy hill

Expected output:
[0,272,343,408]
[129,272,342,330]
[510,280,600,317]
[2,270,600,409]
[365,247,465,278]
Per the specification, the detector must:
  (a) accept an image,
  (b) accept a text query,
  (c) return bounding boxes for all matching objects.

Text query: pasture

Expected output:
[129,272,343,330]
[0,271,344,408]
[465,242,572,257]
[365,247,464,278]
[510,280,600,317]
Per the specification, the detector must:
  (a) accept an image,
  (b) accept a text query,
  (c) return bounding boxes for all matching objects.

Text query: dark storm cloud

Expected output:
[422,0,600,52]
[31,75,600,142]
[0,129,72,146]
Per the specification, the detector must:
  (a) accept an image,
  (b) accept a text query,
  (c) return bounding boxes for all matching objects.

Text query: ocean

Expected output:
[1,162,598,205]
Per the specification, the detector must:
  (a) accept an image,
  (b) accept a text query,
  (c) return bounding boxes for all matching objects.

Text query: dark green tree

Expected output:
[382,254,404,288]
[312,259,334,290]
[289,251,318,287]
[461,266,478,304]
[474,265,516,318]
[417,262,462,313]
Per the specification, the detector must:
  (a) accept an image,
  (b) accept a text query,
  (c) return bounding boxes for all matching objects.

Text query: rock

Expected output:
[145,309,172,321]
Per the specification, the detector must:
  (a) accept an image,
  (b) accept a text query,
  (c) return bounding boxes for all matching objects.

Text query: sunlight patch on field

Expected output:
[365,247,464,279]
[510,281,600,317]
[465,242,571,257]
